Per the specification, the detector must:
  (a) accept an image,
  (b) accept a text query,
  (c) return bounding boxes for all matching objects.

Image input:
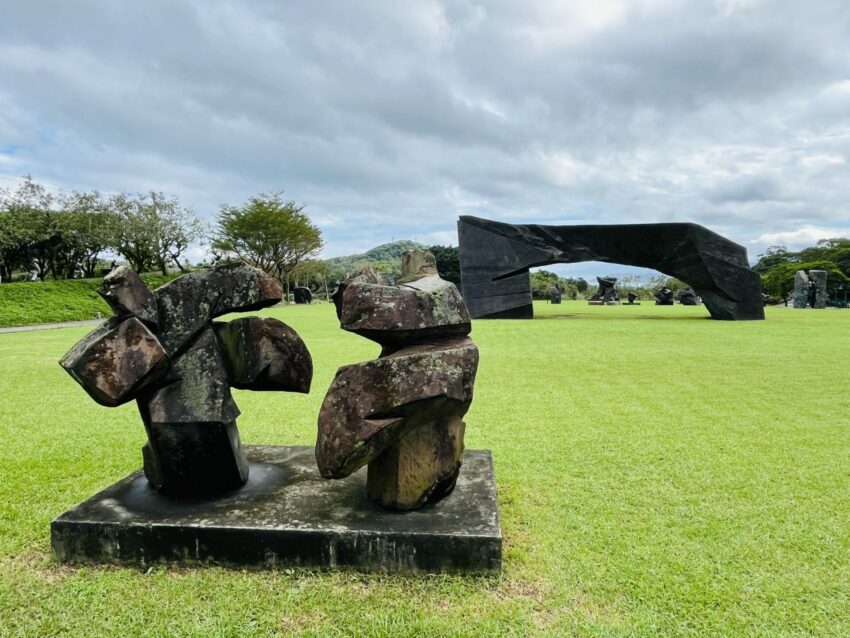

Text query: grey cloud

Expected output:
[0,0,848,258]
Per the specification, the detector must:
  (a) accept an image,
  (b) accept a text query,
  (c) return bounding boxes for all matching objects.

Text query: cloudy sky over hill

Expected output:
[1,0,849,265]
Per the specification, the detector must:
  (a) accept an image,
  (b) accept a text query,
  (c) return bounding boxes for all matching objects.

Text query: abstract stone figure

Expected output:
[293,286,313,304]
[678,289,699,305]
[316,250,479,510]
[60,263,313,495]
[626,292,640,305]
[589,276,619,304]
[655,287,674,305]
[793,269,827,308]
[550,284,562,304]
[457,216,764,320]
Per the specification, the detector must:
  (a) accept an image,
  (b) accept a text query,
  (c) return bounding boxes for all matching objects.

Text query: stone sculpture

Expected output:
[678,289,699,305]
[457,216,764,320]
[589,276,619,304]
[655,286,674,305]
[59,263,312,495]
[793,269,827,308]
[626,292,640,305]
[293,286,313,304]
[316,250,479,510]
[550,284,562,304]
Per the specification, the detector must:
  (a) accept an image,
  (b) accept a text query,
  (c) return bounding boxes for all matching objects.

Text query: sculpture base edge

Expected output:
[51,445,502,575]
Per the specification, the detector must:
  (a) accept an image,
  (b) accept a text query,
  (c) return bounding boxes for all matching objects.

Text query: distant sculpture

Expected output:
[293,286,313,304]
[793,269,827,308]
[457,216,764,320]
[29,258,41,282]
[654,287,674,305]
[626,292,640,305]
[589,276,619,304]
[550,284,562,304]
[72,261,84,279]
[678,289,699,305]
[60,264,312,495]
[317,250,478,510]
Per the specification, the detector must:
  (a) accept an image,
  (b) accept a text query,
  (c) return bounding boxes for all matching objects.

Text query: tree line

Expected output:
[0,176,323,285]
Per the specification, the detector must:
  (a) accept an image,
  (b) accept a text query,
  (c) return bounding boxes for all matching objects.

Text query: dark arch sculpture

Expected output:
[457,216,764,321]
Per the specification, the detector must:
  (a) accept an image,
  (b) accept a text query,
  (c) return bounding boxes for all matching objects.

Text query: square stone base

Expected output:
[51,446,501,574]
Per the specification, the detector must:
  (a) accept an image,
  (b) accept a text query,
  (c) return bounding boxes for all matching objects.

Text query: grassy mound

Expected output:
[0,301,848,636]
[0,274,178,327]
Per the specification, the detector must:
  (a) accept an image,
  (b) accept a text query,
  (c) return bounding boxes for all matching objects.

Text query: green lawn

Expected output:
[1,301,848,637]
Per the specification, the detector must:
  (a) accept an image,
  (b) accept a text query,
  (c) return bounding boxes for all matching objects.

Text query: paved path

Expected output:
[0,319,104,334]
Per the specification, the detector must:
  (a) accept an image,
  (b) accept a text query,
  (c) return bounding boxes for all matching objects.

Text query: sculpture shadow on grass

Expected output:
[457,216,765,321]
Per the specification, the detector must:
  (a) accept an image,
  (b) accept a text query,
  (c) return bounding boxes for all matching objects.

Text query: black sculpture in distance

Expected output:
[457,216,764,321]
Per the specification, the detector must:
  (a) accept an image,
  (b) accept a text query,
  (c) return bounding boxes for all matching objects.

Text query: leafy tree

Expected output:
[214,193,323,282]
[109,191,204,275]
[753,245,797,274]
[427,245,460,285]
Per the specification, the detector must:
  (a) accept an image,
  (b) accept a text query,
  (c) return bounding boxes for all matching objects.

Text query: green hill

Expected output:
[0,273,177,328]
[325,240,425,280]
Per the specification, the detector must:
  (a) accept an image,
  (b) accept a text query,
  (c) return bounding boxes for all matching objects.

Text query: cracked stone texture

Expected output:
[315,337,478,482]
[214,317,312,393]
[98,266,159,327]
[339,276,470,349]
[366,416,465,510]
[331,265,383,320]
[59,316,167,407]
[458,215,764,320]
[398,249,438,283]
[155,263,282,355]
[60,264,310,497]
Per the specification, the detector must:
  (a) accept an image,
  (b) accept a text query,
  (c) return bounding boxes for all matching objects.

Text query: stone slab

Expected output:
[51,445,501,574]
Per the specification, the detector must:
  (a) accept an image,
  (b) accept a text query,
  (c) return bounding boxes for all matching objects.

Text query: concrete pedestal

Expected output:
[51,445,501,574]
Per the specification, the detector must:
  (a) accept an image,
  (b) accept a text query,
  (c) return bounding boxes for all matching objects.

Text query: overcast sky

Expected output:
[1,0,849,271]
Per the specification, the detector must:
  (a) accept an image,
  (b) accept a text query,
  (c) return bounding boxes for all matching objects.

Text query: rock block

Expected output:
[98,266,159,326]
[214,317,312,393]
[60,316,167,407]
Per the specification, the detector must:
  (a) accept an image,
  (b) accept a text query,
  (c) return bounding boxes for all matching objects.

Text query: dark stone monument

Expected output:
[678,289,700,305]
[457,216,764,320]
[588,276,619,305]
[655,286,674,305]
[293,286,313,304]
[550,284,562,304]
[316,250,481,511]
[60,264,312,495]
[626,292,640,305]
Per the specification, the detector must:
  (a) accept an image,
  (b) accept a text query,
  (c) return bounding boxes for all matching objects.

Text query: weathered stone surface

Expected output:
[59,265,310,498]
[143,328,239,425]
[458,216,765,320]
[214,317,312,393]
[366,416,465,510]
[155,263,282,355]
[98,266,158,326]
[60,316,167,407]
[316,337,478,480]
[792,270,809,308]
[331,266,383,320]
[655,286,674,305]
[138,327,247,494]
[339,277,470,348]
[51,445,502,574]
[293,286,313,304]
[398,249,438,283]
